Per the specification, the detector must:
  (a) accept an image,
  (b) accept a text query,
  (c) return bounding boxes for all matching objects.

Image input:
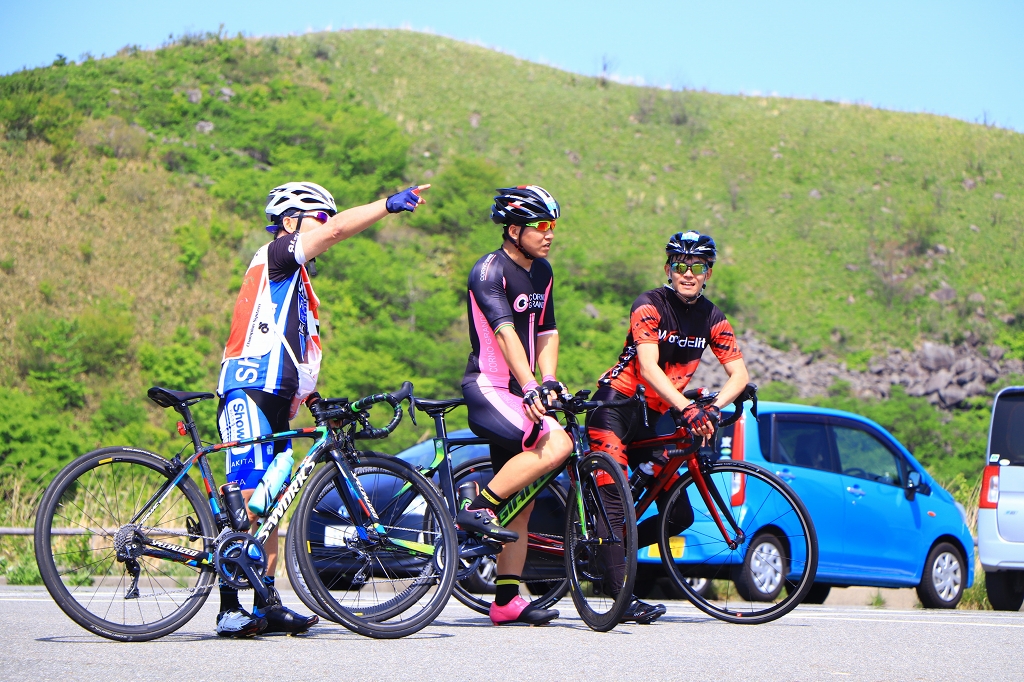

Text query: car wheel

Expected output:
[916,542,964,609]
[800,582,832,605]
[685,576,713,599]
[985,571,1024,611]
[733,532,787,602]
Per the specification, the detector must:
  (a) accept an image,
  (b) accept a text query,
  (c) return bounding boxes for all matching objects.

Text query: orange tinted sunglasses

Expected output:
[524,220,556,232]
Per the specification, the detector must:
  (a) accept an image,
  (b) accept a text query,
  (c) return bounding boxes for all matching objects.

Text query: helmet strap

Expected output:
[506,226,534,261]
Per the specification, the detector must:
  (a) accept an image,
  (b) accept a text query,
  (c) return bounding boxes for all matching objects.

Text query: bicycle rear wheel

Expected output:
[293,453,458,638]
[564,452,637,632]
[34,447,218,641]
[658,460,818,624]
[450,457,569,614]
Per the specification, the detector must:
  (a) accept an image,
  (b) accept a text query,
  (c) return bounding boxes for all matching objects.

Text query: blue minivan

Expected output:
[395,401,975,609]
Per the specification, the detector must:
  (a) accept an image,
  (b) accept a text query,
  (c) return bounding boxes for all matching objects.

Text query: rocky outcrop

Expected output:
[687,333,1022,408]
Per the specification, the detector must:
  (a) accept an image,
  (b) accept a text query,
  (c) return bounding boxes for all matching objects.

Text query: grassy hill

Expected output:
[1,29,1022,492]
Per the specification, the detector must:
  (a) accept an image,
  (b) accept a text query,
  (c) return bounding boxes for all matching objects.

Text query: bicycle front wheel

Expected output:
[658,460,818,624]
[564,452,637,632]
[34,447,218,641]
[451,457,569,614]
[293,453,458,638]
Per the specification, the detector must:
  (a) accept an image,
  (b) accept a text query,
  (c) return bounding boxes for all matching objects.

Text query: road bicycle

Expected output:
[34,382,459,641]
[289,388,641,632]
[625,384,818,624]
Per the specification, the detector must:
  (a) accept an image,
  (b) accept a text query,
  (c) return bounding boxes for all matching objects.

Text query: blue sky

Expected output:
[2,1,1022,130]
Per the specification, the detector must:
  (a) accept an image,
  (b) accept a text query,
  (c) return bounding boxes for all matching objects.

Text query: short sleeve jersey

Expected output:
[601,287,742,414]
[464,249,556,394]
[218,233,310,398]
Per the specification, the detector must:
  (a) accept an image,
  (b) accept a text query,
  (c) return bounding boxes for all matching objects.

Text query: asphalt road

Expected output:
[2,586,1021,681]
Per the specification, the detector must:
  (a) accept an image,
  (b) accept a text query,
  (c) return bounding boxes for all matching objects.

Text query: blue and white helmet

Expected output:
[265,181,337,232]
[490,185,560,226]
[666,231,716,264]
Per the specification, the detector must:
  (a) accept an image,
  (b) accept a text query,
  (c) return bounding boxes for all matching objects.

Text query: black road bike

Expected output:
[34,382,459,641]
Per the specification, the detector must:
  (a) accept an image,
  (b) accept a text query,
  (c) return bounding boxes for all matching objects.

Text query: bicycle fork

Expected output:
[686,456,745,550]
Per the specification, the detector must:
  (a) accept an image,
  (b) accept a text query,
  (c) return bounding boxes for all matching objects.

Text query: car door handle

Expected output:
[846,486,866,497]
[776,470,795,482]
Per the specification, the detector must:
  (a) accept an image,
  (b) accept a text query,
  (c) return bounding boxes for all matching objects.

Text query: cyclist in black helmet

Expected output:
[458,185,573,626]
[587,230,750,624]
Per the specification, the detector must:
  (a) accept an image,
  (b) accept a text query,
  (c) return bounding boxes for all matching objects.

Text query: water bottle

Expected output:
[457,480,479,511]
[629,461,657,501]
[248,448,294,515]
[220,482,251,531]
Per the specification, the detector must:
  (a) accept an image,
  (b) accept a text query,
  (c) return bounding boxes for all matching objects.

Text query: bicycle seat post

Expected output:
[175,403,203,452]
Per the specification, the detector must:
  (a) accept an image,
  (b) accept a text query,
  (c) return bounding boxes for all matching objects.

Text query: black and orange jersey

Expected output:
[600,286,742,414]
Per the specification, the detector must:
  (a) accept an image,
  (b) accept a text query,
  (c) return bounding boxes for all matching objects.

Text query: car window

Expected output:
[832,426,903,486]
[774,421,834,472]
[989,391,1024,466]
[757,417,772,461]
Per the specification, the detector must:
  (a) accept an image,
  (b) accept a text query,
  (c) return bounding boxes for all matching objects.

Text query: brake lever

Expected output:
[408,392,417,426]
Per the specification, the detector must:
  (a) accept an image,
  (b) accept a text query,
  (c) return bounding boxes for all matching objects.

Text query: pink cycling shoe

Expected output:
[489,595,559,626]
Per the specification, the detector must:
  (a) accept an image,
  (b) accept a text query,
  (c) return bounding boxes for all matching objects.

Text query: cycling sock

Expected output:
[494,575,521,606]
[219,583,241,612]
[470,485,504,513]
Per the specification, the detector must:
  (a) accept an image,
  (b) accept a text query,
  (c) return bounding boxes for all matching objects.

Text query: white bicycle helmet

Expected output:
[264,182,337,232]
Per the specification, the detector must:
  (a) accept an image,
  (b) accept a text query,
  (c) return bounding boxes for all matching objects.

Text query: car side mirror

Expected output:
[906,471,929,500]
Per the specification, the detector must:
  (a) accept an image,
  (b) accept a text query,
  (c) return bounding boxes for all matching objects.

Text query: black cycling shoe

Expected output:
[620,598,667,624]
[257,604,319,635]
[456,507,519,543]
[216,608,268,637]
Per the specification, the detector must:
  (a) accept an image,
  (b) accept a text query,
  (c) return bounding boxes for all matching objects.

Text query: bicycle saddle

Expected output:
[147,386,216,409]
[414,397,465,415]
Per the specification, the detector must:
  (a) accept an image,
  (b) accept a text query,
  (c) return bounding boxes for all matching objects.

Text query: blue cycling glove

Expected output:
[386,186,425,213]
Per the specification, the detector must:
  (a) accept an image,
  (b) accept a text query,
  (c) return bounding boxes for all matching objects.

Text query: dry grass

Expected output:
[0,142,244,383]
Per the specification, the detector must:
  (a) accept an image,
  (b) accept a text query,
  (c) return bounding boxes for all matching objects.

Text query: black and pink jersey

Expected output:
[463,249,556,394]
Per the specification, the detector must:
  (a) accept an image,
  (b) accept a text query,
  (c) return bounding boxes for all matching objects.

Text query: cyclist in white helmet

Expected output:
[214,181,429,637]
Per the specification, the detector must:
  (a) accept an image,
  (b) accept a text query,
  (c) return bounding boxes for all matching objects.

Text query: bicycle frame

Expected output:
[128,420,434,572]
[630,413,748,549]
[418,406,604,553]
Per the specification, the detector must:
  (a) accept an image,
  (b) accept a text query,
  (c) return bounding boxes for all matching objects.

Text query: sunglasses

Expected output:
[523,220,556,232]
[302,211,331,224]
[669,261,711,275]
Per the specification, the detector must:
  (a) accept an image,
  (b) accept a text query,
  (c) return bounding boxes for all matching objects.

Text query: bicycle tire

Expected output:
[293,453,458,638]
[34,447,218,641]
[658,459,818,624]
[284,522,333,622]
[564,452,638,632]
[450,456,569,615]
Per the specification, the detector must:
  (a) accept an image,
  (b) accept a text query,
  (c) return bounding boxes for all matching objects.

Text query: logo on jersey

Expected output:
[658,330,706,349]
[513,294,529,312]
[479,253,497,281]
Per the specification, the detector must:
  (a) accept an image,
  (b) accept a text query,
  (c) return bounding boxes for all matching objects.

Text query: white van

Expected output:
[978,386,1024,610]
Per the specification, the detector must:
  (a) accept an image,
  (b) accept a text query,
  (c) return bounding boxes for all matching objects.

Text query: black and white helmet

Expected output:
[490,185,560,226]
[666,231,716,264]
[265,182,338,222]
